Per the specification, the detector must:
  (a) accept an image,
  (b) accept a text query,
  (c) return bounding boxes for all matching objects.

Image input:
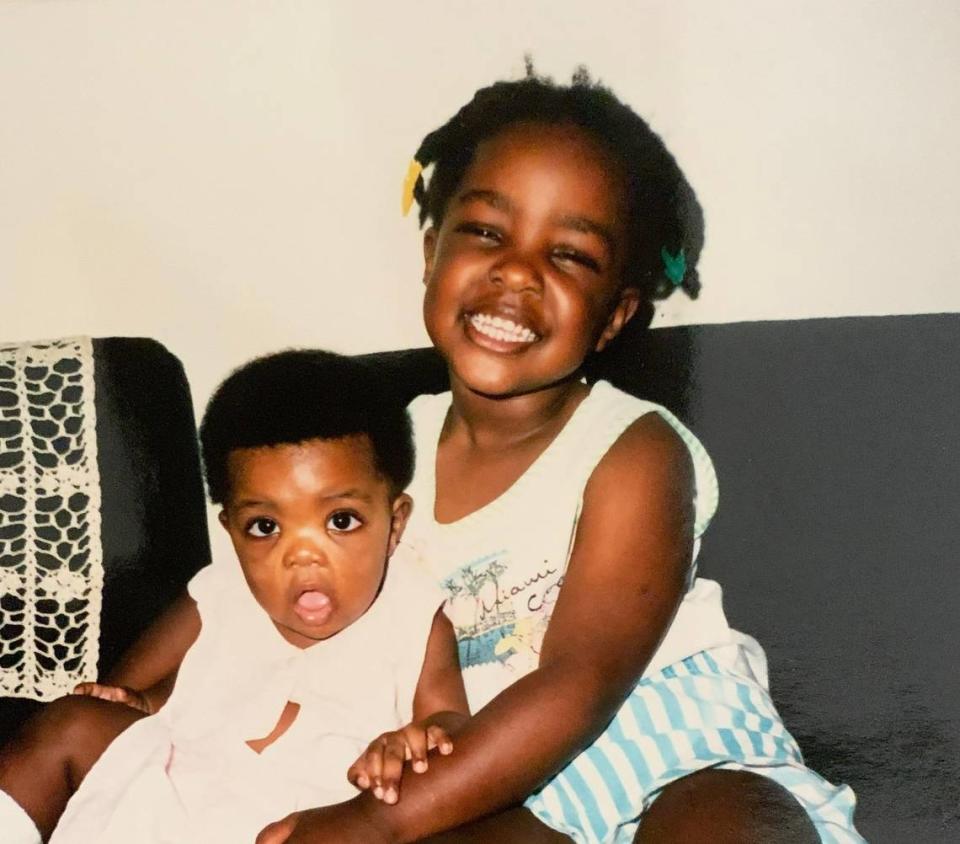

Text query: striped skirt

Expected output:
[524,648,865,843]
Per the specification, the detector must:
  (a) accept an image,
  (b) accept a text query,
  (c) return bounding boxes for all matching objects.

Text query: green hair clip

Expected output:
[661,246,686,287]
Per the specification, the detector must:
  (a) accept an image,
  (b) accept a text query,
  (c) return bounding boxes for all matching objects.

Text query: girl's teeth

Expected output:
[469,314,537,343]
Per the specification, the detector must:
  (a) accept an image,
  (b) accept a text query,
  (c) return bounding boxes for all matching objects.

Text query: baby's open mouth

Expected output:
[293,589,332,625]
[468,313,539,344]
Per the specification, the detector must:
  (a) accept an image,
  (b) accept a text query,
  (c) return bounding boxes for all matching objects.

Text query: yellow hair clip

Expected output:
[401,159,423,217]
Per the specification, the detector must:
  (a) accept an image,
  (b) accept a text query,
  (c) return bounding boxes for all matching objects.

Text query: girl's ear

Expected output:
[595,287,641,352]
[387,493,413,557]
[422,228,438,284]
[217,509,229,530]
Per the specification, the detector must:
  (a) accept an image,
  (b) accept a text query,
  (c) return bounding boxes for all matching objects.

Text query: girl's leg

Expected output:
[633,769,818,844]
[0,695,146,840]
[418,806,571,843]
[416,773,817,844]
[520,650,864,844]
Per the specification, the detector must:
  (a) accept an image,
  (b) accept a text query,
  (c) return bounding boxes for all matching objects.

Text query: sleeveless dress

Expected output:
[405,381,865,844]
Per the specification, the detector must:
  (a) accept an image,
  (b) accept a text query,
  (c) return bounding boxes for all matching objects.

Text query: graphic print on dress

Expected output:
[442,550,564,672]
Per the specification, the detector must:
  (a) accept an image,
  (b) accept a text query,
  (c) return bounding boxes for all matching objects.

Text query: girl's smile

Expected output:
[422,121,639,400]
[466,312,539,347]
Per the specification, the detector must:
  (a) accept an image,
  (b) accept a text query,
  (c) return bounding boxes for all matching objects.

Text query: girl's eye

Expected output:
[455,222,502,243]
[553,248,601,274]
[327,511,362,533]
[246,517,279,538]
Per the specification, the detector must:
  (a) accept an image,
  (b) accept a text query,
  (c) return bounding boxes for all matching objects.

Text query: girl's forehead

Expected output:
[458,122,628,219]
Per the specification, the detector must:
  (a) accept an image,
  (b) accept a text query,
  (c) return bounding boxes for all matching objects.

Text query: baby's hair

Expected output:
[200,350,414,505]
[410,61,704,322]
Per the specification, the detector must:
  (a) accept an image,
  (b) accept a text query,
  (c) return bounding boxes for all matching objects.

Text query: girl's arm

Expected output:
[261,413,694,843]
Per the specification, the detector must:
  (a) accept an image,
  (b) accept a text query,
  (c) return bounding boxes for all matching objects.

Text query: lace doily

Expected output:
[0,337,103,701]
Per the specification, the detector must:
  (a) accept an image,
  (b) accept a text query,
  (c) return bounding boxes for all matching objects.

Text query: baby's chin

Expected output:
[272,616,341,649]
[268,585,383,648]
[269,594,340,648]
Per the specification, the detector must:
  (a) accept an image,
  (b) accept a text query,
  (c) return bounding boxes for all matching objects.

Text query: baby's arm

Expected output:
[258,414,694,843]
[347,608,469,803]
[74,590,201,713]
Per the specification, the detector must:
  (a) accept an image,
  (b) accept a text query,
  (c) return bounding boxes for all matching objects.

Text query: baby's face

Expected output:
[219,435,410,648]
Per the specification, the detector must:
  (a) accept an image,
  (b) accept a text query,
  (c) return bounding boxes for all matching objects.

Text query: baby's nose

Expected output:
[284,539,327,568]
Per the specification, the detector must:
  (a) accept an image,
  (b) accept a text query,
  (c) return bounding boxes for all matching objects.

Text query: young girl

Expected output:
[261,70,866,843]
[0,351,467,842]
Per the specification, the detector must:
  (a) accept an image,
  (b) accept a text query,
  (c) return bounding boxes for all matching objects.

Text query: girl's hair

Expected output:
[410,62,704,327]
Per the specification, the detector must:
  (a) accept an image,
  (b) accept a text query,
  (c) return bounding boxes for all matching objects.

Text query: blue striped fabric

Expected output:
[524,651,865,843]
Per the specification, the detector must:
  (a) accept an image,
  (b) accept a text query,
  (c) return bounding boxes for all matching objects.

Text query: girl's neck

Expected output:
[445,374,591,452]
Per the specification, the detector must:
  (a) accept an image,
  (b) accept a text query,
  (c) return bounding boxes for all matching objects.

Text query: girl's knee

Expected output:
[0,696,130,839]
[28,695,105,741]
[20,695,141,772]
[635,769,818,844]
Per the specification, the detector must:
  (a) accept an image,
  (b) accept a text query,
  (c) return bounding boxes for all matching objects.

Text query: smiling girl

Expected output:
[263,69,865,844]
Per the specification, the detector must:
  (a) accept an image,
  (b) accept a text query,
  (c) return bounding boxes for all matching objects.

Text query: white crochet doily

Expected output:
[0,337,103,701]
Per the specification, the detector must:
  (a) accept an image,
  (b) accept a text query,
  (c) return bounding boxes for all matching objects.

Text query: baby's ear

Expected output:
[388,494,414,556]
[422,228,438,284]
[595,287,641,352]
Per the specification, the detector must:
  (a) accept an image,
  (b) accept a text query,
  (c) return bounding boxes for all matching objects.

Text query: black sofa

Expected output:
[2,315,957,842]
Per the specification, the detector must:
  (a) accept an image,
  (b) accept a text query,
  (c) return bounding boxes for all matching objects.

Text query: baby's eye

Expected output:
[327,511,363,533]
[246,517,279,538]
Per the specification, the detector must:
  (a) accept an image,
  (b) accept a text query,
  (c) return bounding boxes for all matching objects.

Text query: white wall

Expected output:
[3,0,958,411]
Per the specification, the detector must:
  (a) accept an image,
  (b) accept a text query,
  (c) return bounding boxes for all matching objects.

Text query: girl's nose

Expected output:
[490,255,542,294]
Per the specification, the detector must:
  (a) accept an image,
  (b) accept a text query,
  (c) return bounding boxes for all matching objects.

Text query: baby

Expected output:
[2,350,467,843]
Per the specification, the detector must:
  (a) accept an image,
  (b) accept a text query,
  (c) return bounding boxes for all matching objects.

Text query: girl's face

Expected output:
[422,122,640,399]
[219,436,411,648]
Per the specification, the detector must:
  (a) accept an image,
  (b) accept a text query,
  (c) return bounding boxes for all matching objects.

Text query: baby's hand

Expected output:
[347,720,456,805]
[72,682,153,714]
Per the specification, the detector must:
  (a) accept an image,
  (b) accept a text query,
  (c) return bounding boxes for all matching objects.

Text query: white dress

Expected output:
[50,541,441,844]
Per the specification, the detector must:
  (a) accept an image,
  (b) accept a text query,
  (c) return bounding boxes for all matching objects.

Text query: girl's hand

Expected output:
[257,799,392,844]
[71,682,153,715]
[347,718,459,804]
